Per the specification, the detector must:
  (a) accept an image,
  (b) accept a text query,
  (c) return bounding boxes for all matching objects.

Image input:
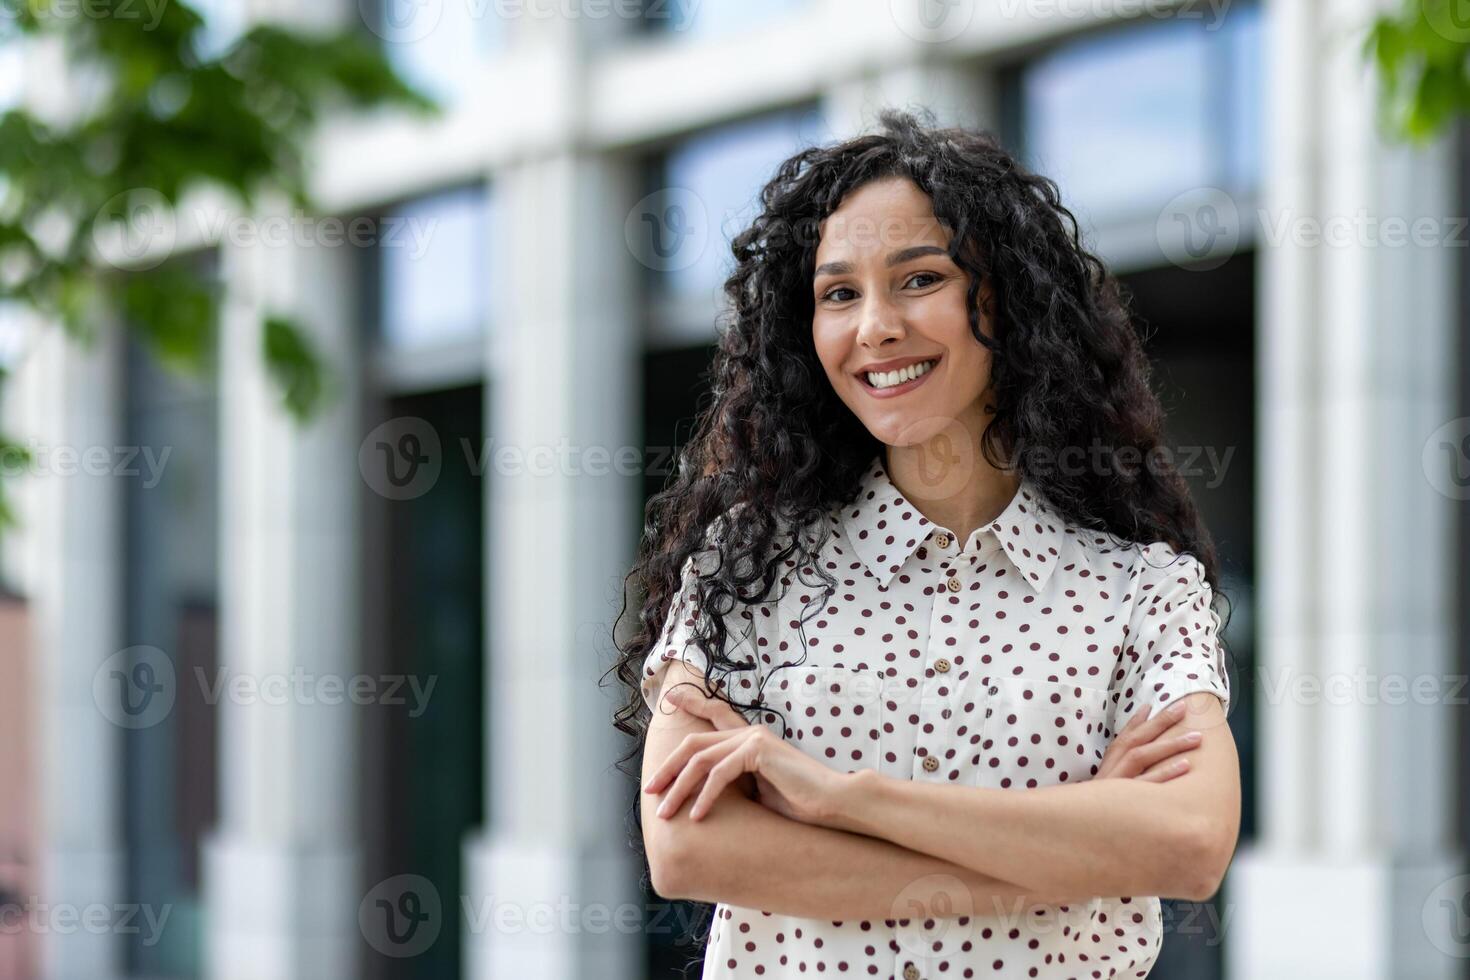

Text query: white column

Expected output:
[0,30,126,980]
[462,150,644,979]
[19,323,126,980]
[202,227,363,980]
[1228,0,1465,976]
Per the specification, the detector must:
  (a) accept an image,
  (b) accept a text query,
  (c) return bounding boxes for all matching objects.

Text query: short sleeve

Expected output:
[639,551,716,713]
[640,505,777,713]
[1114,544,1232,728]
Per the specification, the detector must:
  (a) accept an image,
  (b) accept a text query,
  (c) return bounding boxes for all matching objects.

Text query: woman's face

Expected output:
[810,175,995,448]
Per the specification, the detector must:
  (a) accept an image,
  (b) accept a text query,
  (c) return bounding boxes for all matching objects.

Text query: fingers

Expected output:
[643,729,719,794]
[689,744,753,820]
[654,737,734,819]
[1119,699,1188,750]
[1118,702,1152,734]
[1098,700,1183,779]
[1119,730,1202,777]
[663,683,749,731]
[1135,756,1191,783]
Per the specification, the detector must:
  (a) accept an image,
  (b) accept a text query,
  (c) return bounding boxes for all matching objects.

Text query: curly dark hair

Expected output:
[609,104,1232,843]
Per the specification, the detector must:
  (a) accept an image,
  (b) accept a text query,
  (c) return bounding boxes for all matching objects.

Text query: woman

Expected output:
[612,107,1240,980]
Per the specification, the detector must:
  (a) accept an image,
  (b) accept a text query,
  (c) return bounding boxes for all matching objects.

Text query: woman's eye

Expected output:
[820,274,940,303]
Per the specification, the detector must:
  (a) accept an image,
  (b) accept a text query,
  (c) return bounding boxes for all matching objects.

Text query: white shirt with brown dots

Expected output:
[642,451,1232,980]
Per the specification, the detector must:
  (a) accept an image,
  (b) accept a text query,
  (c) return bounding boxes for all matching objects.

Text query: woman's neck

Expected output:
[883,442,1022,547]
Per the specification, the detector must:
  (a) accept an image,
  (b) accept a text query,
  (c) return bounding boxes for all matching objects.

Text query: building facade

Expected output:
[0,0,1465,978]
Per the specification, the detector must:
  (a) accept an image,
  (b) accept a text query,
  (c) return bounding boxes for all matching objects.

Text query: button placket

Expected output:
[914,545,961,783]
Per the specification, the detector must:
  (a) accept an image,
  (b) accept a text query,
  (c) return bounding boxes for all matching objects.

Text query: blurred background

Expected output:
[0,0,1465,978]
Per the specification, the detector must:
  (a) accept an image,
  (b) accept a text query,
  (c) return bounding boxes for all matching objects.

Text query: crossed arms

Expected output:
[640,660,1240,917]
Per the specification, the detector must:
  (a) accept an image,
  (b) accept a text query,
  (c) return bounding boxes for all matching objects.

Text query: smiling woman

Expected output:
[611,107,1240,980]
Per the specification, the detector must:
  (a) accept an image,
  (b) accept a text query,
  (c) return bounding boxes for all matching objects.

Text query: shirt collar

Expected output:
[839,452,1069,594]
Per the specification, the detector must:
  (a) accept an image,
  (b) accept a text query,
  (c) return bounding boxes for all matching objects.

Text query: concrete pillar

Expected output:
[202,225,363,980]
[22,324,126,980]
[1228,0,1465,975]
[201,0,365,971]
[0,31,127,980]
[462,150,643,980]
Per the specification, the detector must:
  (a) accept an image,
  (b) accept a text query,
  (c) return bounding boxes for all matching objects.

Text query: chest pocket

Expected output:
[757,665,884,774]
[972,676,1110,789]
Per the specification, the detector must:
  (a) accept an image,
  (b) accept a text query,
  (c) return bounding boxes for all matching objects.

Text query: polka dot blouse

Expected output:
[642,452,1232,980]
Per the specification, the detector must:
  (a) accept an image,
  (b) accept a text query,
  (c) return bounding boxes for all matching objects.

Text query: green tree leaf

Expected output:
[0,0,439,532]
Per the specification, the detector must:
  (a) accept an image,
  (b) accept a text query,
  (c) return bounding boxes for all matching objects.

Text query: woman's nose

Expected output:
[854,292,906,347]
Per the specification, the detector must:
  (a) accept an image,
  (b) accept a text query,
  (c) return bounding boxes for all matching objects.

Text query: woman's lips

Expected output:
[857,356,940,399]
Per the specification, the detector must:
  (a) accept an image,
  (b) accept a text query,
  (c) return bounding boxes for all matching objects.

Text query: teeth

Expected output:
[866,359,936,390]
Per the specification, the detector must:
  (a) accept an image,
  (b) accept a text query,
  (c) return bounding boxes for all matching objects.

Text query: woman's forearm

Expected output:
[821,694,1240,900]
[828,769,1219,900]
[659,787,1090,920]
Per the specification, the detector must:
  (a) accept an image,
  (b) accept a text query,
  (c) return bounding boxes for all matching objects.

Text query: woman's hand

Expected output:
[644,686,1201,827]
[642,685,845,824]
[1095,700,1201,781]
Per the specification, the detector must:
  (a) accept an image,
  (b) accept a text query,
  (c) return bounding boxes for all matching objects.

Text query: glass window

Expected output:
[121,253,221,980]
[1223,5,1263,194]
[641,0,807,38]
[1010,3,1262,229]
[642,105,829,321]
[368,0,506,104]
[376,184,493,351]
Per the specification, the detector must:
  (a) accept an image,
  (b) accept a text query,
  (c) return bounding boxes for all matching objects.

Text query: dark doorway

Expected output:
[361,382,486,980]
[639,345,722,979]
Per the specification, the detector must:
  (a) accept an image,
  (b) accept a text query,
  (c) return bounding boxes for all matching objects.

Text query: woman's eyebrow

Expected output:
[813,244,950,280]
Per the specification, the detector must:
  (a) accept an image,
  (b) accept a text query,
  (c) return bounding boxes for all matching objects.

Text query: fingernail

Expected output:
[1184,730,1201,742]
[1169,702,1186,716]
[1174,759,1190,772]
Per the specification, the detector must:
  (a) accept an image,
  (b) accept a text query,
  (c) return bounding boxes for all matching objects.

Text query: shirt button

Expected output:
[934,658,951,673]
[945,576,962,593]
[904,966,921,980]
[934,532,950,549]
[922,756,939,772]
